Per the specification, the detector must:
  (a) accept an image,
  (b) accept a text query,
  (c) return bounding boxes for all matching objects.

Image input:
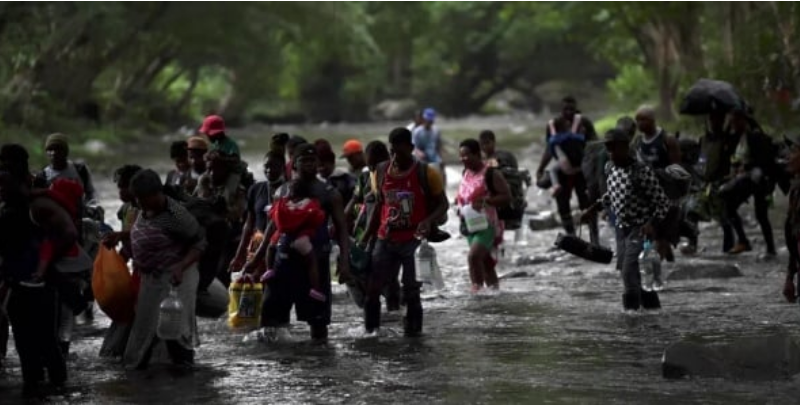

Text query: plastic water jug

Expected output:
[330,244,340,277]
[462,204,489,233]
[638,240,659,292]
[157,287,184,340]
[415,240,444,289]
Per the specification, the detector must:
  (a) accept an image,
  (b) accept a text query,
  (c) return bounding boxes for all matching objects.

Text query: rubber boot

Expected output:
[403,287,423,337]
[622,292,641,311]
[364,299,381,333]
[641,290,662,310]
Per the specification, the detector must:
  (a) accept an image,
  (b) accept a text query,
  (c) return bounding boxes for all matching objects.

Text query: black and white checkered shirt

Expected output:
[602,161,670,229]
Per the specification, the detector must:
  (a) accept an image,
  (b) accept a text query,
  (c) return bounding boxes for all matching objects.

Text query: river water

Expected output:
[2,119,800,404]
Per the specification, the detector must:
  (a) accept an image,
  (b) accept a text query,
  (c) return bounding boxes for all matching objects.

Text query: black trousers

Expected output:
[722,176,775,253]
[1,312,8,360]
[555,171,599,244]
[6,284,67,386]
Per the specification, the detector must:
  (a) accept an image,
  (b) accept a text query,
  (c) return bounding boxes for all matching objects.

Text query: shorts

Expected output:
[466,226,495,250]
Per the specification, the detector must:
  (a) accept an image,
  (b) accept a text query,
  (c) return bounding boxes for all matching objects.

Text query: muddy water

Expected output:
[2,120,800,404]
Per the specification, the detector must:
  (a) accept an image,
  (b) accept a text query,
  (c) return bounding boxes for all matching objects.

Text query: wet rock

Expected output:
[370,99,418,121]
[514,255,552,266]
[196,278,229,319]
[499,270,532,279]
[665,261,743,281]
[662,342,726,379]
[529,212,560,231]
[663,332,800,380]
[83,140,108,154]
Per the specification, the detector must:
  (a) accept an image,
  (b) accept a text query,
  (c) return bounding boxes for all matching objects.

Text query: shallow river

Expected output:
[2,119,800,404]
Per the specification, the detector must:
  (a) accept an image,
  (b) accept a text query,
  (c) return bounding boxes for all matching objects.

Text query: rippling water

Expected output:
[2,122,800,403]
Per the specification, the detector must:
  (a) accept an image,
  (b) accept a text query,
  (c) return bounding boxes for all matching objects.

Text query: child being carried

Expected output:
[546,115,586,196]
[262,180,327,302]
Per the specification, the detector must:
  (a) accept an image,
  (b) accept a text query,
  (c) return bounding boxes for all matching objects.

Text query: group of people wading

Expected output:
[2,97,800,397]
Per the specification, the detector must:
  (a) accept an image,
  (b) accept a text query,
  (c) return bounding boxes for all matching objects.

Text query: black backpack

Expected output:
[484,163,530,231]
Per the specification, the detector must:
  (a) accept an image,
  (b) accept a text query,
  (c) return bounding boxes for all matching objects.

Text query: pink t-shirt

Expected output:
[457,165,500,232]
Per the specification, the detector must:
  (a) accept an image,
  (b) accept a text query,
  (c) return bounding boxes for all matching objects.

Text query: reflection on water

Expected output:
[3,126,800,403]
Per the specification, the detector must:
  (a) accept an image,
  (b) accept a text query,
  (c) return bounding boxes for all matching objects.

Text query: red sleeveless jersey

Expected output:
[378,162,428,242]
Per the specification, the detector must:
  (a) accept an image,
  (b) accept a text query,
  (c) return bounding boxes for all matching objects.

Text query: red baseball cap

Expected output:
[340,139,363,158]
[199,115,225,137]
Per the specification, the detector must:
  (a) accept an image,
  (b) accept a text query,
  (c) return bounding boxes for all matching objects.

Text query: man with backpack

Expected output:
[37,133,97,203]
[37,133,100,322]
[479,130,530,232]
[581,129,670,311]
[536,96,598,244]
[360,127,449,336]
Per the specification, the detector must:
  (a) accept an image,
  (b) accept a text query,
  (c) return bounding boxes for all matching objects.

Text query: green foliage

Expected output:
[1,0,799,146]
[606,65,657,111]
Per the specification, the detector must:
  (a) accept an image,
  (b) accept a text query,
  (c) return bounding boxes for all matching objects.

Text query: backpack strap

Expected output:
[375,161,390,203]
[485,167,496,195]
[547,119,556,136]
[73,162,90,190]
[417,161,430,196]
[571,114,582,134]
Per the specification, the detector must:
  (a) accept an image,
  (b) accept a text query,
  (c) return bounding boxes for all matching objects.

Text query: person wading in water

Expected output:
[244,143,352,341]
[581,129,670,311]
[360,127,448,336]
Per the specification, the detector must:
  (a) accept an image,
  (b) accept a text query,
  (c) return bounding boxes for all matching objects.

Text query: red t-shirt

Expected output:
[268,196,326,245]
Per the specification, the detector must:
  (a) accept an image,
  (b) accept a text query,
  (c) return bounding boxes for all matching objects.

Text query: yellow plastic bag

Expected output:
[92,246,136,323]
[227,274,263,329]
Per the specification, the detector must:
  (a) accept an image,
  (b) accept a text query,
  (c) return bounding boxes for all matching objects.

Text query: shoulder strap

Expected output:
[548,119,556,136]
[571,114,582,133]
[73,162,90,189]
[485,167,496,195]
[375,162,389,202]
[417,161,430,195]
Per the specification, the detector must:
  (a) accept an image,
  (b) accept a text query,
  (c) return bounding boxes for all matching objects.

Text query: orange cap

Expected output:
[340,139,363,158]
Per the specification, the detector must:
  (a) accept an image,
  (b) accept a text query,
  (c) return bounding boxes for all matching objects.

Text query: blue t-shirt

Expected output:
[412,126,442,164]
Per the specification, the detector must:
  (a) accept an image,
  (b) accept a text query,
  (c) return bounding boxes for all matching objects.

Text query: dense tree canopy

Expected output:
[0,1,797,134]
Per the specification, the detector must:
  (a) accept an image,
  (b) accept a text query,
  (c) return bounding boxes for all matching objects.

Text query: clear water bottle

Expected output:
[330,243,340,277]
[638,240,658,292]
[157,287,184,340]
[415,239,435,285]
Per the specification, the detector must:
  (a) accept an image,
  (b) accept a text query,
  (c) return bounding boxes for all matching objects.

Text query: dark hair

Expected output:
[365,140,390,163]
[479,130,495,142]
[170,140,188,160]
[129,169,163,197]
[388,127,413,146]
[616,116,637,135]
[459,138,481,156]
[553,117,571,133]
[264,149,286,166]
[0,143,30,180]
[272,133,290,147]
[293,143,317,163]
[314,139,335,163]
[287,135,308,150]
[562,95,577,105]
[113,165,143,188]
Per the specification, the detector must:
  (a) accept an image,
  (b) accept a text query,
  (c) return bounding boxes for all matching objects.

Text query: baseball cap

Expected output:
[423,108,436,121]
[340,139,363,158]
[603,128,631,144]
[199,115,225,137]
[187,136,209,151]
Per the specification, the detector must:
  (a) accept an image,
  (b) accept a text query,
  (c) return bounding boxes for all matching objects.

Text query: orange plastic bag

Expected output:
[92,246,136,323]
